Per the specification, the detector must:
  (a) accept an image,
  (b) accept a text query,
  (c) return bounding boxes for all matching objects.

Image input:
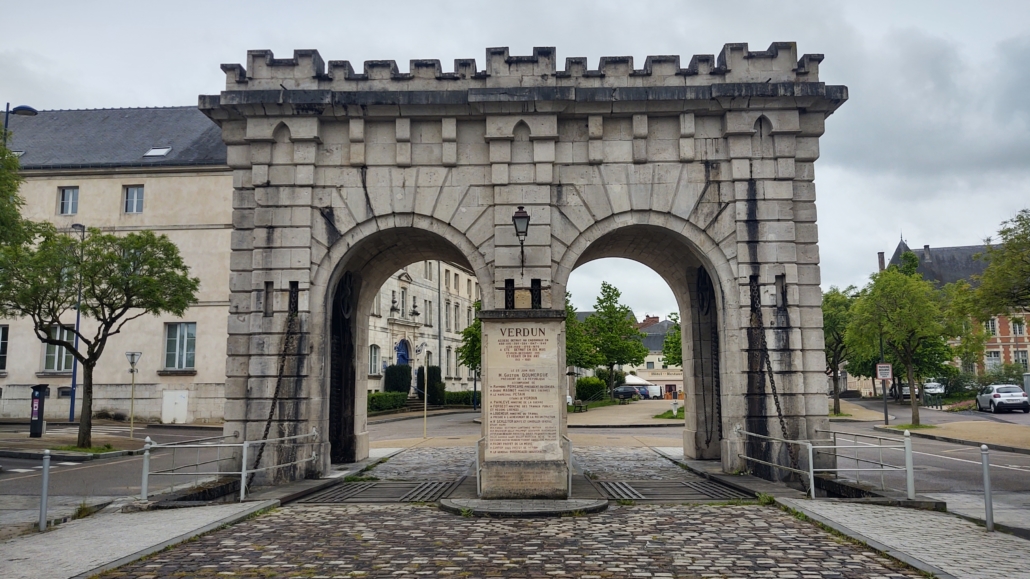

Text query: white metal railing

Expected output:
[736,426,915,500]
[140,428,318,501]
[815,428,914,496]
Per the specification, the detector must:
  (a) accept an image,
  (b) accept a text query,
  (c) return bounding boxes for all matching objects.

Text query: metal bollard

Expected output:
[903,430,915,500]
[807,442,816,499]
[981,445,994,532]
[39,450,51,532]
[141,437,152,500]
[239,440,249,502]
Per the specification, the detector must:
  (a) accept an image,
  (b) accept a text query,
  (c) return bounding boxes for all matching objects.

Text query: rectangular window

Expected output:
[400,288,407,319]
[425,261,432,281]
[1013,319,1025,336]
[455,303,461,331]
[445,347,452,376]
[425,300,432,326]
[445,269,450,289]
[985,350,1001,371]
[1015,350,1028,371]
[59,187,79,215]
[454,273,459,290]
[475,283,480,300]
[467,307,472,328]
[467,279,472,296]
[646,361,655,369]
[124,185,144,213]
[44,326,75,371]
[369,345,381,375]
[165,322,197,370]
[445,300,451,331]
[373,291,381,316]
[0,325,8,371]
[986,319,998,336]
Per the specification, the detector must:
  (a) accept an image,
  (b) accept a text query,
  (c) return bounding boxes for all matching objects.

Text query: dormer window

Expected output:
[143,146,172,158]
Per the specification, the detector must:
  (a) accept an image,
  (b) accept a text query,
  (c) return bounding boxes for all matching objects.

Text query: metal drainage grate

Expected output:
[299,478,464,504]
[598,480,751,501]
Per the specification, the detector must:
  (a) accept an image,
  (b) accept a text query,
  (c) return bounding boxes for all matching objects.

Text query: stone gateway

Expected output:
[200,43,847,497]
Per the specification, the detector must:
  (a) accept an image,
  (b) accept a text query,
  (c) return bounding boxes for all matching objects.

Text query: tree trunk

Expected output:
[832,369,841,415]
[908,363,920,426]
[607,363,615,398]
[871,377,877,398]
[76,363,94,448]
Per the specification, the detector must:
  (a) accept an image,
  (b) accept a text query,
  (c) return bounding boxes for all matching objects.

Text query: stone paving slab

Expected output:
[440,498,608,517]
[781,497,1030,579]
[102,503,923,578]
[0,495,112,540]
[0,500,276,579]
[926,491,1030,539]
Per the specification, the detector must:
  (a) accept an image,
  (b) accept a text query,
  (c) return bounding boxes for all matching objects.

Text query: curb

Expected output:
[440,498,608,518]
[943,509,1030,541]
[71,499,279,579]
[568,423,683,429]
[776,499,957,579]
[369,410,477,425]
[872,426,1030,457]
[0,448,144,461]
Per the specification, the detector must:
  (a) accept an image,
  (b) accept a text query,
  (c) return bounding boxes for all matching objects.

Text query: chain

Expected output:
[748,277,802,481]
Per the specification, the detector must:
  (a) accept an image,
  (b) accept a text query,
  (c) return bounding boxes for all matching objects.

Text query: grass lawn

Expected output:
[886,423,938,430]
[654,407,685,419]
[50,443,118,453]
[829,412,853,417]
[568,399,619,412]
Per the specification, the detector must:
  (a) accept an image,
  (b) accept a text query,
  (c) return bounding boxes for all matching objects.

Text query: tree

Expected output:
[0,139,28,247]
[977,209,1030,314]
[661,312,681,368]
[583,282,647,396]
[847,268,950,425]
[456,300,482,375]
[564,292,599,370]
[823,286,857,415]
[0,228,199,447]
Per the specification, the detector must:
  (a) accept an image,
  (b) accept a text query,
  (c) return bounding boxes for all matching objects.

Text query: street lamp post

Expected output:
[125,352,142,438]
[511,206,530,277]
[3,103,38,148]
[414,341,429,439]
[69,224,86,422]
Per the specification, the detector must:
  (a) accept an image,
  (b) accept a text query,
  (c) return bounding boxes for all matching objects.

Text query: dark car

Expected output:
[633,386,650,399]
[613,385,639,400]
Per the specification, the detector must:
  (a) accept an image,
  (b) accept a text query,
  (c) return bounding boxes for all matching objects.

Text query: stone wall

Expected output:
[202,43,846,478]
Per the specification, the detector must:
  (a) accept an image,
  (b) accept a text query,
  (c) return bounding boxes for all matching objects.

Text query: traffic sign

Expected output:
[876,363,893,381]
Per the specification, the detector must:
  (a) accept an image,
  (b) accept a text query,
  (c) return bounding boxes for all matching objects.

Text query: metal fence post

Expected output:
[39,450,50,532]
[141,437,152,500]
[981,444,994,532]
[239,440,249,502]
[807,442,816,499]
[904,430,915,500]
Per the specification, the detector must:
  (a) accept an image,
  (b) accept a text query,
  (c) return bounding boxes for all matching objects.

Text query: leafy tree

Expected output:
[565,292,599,370]
[456,301,481,376]
[661,312,682,368]
[976,209,1030,314]
[0,228,199,447]
[584,282,647,396]
[0,139,28,247]
[847,268,951,425]
[845,348,881,396]
[823,286,857,415]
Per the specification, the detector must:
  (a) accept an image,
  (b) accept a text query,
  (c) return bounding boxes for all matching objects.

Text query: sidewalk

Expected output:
[831,399,893,421]
[0,499,276,579]
[568,399,683,427]
[780,497,1030,579]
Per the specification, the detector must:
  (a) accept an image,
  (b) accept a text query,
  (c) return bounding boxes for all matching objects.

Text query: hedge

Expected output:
[575,376,607,401]
[383,365,412,393]
[445,390,481,406]
[368,391,408,412]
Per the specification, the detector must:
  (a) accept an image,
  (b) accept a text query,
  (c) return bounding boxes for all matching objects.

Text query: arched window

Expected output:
[369,344,381,375]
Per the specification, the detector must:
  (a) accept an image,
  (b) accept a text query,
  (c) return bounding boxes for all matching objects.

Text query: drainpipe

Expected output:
[437,261,443,372]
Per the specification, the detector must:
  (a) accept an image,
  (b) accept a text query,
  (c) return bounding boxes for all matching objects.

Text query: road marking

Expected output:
[941,447,979,453]
[7,469,34,473]
[845,441,1030,472]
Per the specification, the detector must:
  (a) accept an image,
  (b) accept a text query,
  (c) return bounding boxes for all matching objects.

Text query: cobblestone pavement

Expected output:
[102,503,921,578]
[365,447,475,481]
[781,498,1030,579]
[573,446,696,481]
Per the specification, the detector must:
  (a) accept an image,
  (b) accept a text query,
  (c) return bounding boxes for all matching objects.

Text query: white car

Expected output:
[976,384,1030,414]
[922,382,944,395]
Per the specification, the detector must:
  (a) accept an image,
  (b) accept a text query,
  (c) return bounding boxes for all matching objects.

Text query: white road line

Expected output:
[843,439,1030,472]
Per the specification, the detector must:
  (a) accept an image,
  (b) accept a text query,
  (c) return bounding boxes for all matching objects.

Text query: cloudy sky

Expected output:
[3,1,1028,320]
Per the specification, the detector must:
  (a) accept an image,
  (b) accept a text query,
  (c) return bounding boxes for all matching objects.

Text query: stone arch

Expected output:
[752,116,774,158]
[511,121,533,164]
[554,211,741,461]
[307,214,487,464]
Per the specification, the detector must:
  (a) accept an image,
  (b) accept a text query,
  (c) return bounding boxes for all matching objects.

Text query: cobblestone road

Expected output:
[573,446,696,481]
[367,447,475,481]
[103,503,921,578]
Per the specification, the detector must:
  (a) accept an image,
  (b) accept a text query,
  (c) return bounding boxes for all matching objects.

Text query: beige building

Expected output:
[0,107,480,422]
[1,107,232,422]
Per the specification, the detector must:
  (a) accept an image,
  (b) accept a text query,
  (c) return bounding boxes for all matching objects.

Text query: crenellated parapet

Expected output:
[218,43,828,92]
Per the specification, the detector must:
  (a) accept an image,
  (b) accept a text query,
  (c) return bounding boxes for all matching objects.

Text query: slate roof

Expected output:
[574,310,637,323]
[888,240,988,286]
[6,107,227,170]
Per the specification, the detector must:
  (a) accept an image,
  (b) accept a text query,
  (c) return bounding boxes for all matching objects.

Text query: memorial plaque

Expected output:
[484,320,562,460]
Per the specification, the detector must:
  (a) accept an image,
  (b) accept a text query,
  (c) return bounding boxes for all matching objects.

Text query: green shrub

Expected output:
[416,366,426,399]
[594,367,626,390]
[383,365,412,393]
[367,391,408,412]
[429,381,446,406]
[575,376,607,401]
[445,391,481,406]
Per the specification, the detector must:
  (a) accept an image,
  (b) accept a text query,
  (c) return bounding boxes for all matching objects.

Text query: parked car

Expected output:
[976,384,1029,413]
[613,385,639,400]
[645,384,663,399]
[922,382,944,395]
[899,385,919,399]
